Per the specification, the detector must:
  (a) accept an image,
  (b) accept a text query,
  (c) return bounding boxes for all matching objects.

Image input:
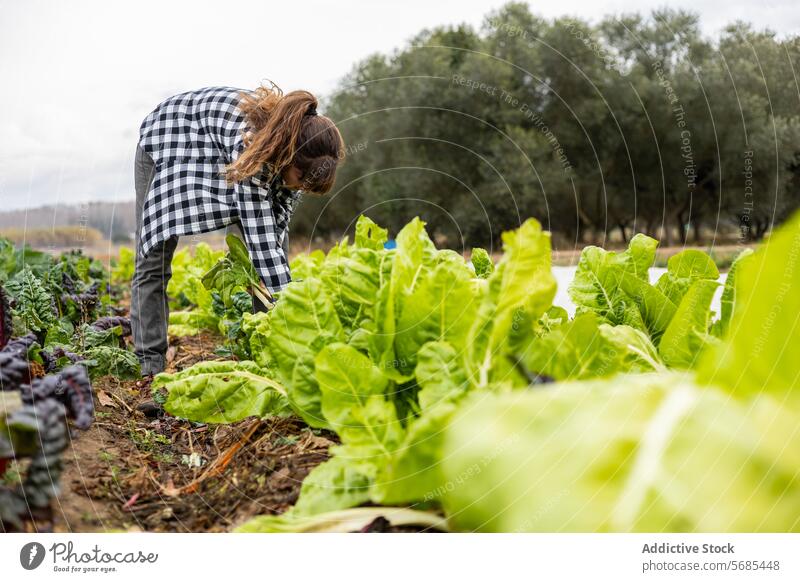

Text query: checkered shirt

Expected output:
[138,86,302,292]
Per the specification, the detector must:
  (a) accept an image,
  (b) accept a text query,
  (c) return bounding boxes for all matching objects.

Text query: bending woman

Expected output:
[132,85,344,376]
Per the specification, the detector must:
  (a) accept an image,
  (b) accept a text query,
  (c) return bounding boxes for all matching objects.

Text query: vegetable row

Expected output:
[154,212,800,532]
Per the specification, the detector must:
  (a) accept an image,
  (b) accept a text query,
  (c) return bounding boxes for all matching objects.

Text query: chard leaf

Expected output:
[658,279,719,369]
[77,322,123,349]
[292,451,374,516]
[320,247,383,330]
[241,311,272,368]
[598,324,664,372]
[5,267,56,336]
[80,346,140,380]
[372,402,457,505]
[201,234,264,308]
[153,360,290,423]
[699,211,800,401]
[523,313,609,380]
[442,374,800,532]
[370,218,435,382]
[266,277,344,427]
[523,313,661,380]
[568,233,658,324]
[655,250,719,306]
[315,343,402,453]
[226,233,261,286]
[710,248,754,338]
[394,261,477,374]
[464,219,556,388]
[536,305,569,334]
[168,310,220,337]
[167,243,224,309]
[290,249,325,280]
[470,248,494,278]
[415,341,469,412]
[616,272,677,341]
[354,215,389,250]
[44,318,75,347]
[110,246,135,285]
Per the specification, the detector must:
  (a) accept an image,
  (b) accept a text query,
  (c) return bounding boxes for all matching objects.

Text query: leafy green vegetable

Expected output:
[658,279,719,369]
[414,341,469,412]
[75,322,124,350]
[320,245,384,332]
[5,267,57,337]
[568,233,658,326]
[655,249,719,306]
[292,454,374,516]
[44,318,75,348]
[394,260,477,374]
[168,243,224,310]
[202,234,270,308]
[438,214,800,533]
[239,311,271,368]
[371,400,457,505]
[568,238,726,352]
[699,212,800,403]
[442,374,800,532]
[0,239,17,283]
[266,278,345,427]
[470,248,493,278]
[598,323,664,372]
[80,346,140,380]
[614,271,676,340]
[316,343,402,452]
[159,213,794,534]
[464,219,556,388]
[210,234,256,287]
[152,360,290,423]
[369,217,435,382]
[710,248,754,338]
[522,313,663,380]
[354,215,388,250]
[168,310,220,337]
[110,246,135,285]
[0,239,138,384]
[290,249,325,280]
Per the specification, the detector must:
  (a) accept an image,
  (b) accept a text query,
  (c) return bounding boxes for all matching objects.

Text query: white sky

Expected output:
[0,0,798,210]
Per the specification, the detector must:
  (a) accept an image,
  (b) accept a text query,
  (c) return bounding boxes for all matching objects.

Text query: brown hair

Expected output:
[225,83,345,194]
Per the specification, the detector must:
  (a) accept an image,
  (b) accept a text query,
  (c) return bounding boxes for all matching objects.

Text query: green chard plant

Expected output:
[151,212,797,533]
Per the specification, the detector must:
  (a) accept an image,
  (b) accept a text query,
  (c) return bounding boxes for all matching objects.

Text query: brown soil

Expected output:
[46,332,335,532]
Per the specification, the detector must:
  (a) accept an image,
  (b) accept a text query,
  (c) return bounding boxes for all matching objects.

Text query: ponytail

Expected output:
[226,83,344,194]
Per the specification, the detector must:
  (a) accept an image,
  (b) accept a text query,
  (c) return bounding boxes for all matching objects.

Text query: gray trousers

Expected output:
[131,145,280,376]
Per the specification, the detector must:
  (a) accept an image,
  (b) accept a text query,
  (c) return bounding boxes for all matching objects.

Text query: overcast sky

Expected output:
[1,0,798,211]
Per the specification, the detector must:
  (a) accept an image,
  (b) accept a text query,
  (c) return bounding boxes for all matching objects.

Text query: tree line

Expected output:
[291,2,800,249]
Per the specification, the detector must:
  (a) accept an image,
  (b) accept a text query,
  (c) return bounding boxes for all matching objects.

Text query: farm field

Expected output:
[1,212,798,533]
[55,332,333,532]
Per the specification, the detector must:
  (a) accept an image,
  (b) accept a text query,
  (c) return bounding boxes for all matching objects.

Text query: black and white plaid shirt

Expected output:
[138,86,302,292]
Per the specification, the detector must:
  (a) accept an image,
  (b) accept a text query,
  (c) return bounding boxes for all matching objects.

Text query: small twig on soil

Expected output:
[158,421,262,497]
[107,390,133,413]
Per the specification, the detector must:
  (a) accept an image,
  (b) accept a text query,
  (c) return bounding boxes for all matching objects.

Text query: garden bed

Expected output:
[50,333,334,532]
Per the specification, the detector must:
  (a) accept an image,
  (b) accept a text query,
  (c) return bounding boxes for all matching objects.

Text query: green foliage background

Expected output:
[292,3,800,249]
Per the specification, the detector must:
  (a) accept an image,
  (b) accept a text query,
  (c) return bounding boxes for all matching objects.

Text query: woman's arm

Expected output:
[233,178,292,293]
[272,189,303,247]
